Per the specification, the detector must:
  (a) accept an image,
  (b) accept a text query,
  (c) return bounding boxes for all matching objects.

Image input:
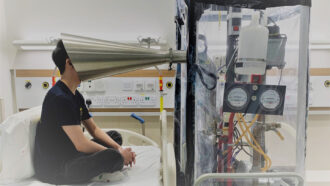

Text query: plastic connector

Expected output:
[130,113,145,124]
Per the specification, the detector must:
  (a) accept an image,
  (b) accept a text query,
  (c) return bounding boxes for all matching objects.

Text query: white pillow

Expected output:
[0,106,41,184]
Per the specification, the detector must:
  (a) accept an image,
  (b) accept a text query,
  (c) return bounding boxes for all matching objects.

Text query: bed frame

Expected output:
[84,110,176,186]
[0,107,176,186]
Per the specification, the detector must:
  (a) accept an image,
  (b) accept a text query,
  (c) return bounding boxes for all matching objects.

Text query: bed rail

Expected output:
[160,110,176,186]
[194,172,304,186]
[84,128,158,147]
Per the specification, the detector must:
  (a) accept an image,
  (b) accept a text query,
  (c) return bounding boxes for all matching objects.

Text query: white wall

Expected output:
[4,0,177,70]
[1,0,177,118]
[310,0,330,43]
[4,0,176,46]
[14,51,55,69]
[0,0,14,119]
[310,0,330,69]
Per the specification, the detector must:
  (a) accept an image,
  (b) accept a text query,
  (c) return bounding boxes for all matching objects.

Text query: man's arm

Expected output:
[82,117,121,150]
[63,124,135,166]
[62,125,107,153]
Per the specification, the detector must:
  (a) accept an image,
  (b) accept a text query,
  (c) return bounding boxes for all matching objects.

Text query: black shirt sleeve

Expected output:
[77,92,91,121]
[56,96,81,126]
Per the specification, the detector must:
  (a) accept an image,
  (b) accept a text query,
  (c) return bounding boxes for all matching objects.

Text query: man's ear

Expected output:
[65,58,71,65]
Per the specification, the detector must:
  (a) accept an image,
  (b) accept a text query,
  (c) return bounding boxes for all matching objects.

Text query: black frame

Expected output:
[176,0,311,185]
[223,83,286,115]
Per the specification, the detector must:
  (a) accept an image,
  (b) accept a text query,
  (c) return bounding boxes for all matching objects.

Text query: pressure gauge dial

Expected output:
[226,87,248,109]
[260,89,281,111]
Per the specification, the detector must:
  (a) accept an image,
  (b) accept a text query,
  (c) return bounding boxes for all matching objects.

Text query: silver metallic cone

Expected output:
[61,33,186,81]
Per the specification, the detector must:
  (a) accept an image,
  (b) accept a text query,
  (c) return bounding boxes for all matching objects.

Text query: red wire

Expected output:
[159,76,163,91]
[218,107,224,173]
[226,112,235,186]
[52,76,56,87]
[218,122,223,173]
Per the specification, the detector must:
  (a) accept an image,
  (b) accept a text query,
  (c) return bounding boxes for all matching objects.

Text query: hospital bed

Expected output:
[0,106,176,186]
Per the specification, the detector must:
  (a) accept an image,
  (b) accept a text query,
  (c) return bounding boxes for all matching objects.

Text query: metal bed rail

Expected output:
[194,172,304,186]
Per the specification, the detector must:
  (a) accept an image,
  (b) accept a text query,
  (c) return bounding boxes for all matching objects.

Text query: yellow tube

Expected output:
[218,11,222,28]
[234,114,259,145]
[275,130,285,141]
[160,96,164,112]
[238,113,272,171]
[236,118,270,172]
[159,76,164,112]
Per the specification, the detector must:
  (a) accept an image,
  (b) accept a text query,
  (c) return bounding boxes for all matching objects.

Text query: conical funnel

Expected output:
[61,33,186,81]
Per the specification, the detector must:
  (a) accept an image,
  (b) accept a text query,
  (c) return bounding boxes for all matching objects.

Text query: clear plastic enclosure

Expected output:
[192,4,310,186]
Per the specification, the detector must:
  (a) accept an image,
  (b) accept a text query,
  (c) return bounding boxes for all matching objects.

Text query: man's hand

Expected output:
[119,147,136,167]
[130,151,136,167]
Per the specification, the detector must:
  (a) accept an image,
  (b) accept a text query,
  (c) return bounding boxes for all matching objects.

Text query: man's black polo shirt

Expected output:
[33,80,91,181]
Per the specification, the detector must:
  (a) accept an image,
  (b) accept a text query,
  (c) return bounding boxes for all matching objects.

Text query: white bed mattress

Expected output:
[2,146,161,186]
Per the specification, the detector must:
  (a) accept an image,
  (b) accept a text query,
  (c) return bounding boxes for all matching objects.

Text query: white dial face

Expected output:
[260,89,281,110]
[227,88,248,109]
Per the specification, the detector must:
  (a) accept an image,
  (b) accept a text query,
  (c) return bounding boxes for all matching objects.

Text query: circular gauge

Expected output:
[260,89,281,111]
[226,87,248,110]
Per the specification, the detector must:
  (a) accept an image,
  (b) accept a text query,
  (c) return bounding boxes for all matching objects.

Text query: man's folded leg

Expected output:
[61,148,124,184]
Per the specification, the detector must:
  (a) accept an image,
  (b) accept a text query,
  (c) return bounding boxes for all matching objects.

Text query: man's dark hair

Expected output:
[52,40,69,74]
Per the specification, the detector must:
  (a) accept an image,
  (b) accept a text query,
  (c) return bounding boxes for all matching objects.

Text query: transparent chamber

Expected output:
[191,4,310,186]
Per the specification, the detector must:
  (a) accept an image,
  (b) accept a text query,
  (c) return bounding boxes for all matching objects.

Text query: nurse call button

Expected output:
[166,81,173,89]
[42,82,49,89]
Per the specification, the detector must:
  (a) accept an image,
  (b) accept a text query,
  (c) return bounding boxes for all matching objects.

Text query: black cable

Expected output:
[216,64,226,73]
[278,68,283,85]
[241,146,253,157]
[235,127,253,156]
[233,118,253,158]
[194,63,217,90]
[168,63,173,71]
[260,10,277,26]
[228,47,238,69]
